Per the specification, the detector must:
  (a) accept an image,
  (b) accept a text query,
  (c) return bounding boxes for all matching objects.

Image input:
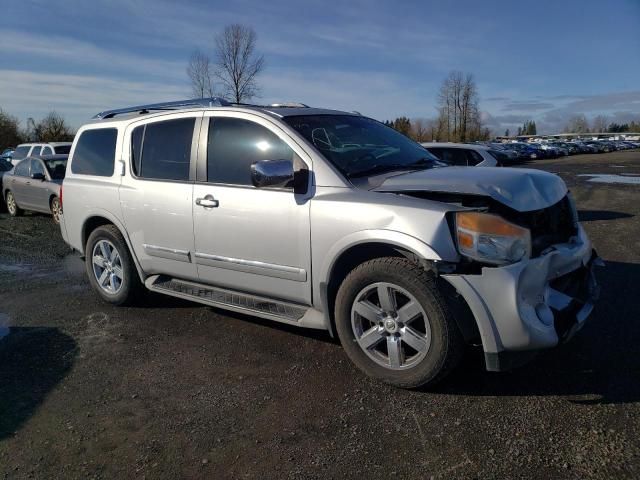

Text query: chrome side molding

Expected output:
[194,252,306,282]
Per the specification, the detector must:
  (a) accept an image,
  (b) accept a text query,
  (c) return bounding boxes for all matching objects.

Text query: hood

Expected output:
[373,166,567,212]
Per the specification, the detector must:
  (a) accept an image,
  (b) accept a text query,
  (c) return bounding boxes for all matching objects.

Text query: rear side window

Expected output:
[465,149,484,166]
[30,146,42,156]
[12,146,30,160]
[207,117,294,185]
[134,118,194,181]
[43,147,54,155]
[30,159,46,177]
[54,145,71,154]
[71,129,117,176]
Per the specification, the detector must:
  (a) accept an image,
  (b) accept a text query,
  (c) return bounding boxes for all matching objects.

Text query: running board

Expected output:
[146,275,308,323]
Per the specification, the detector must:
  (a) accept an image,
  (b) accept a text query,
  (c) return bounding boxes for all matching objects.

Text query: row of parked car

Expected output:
[486,139,639,162]
[0,142,70,222]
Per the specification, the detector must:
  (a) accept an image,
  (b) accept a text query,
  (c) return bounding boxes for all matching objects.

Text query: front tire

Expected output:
[85,225,143,305]
[5,191,23,217]
[335,257,463,388]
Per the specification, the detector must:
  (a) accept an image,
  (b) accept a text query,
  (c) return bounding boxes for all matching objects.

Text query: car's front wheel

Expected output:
[85,225,143,305]
[5,191,23,217]
[335,257,463,388]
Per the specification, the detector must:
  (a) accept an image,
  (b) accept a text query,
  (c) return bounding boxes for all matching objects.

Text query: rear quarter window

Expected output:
[71,129,117,176]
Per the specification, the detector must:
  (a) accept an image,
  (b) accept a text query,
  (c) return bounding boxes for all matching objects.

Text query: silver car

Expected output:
[2,155,66,223]
[59,98,600,388]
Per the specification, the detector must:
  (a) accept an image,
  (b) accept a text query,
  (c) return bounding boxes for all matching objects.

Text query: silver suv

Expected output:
[59,98,600,388]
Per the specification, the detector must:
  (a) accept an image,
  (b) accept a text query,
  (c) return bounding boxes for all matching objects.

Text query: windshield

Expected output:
[44,158,67,179]
[283,115,440,178]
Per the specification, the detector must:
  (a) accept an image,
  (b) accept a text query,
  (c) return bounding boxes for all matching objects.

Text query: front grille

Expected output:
[494,195,578,256]
[524,196,577,256]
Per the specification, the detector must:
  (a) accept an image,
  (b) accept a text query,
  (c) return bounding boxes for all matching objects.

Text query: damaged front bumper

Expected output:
[442,225,600,372]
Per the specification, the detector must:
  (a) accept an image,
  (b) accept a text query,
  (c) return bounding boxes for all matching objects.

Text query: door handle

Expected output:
[196,195,219,208]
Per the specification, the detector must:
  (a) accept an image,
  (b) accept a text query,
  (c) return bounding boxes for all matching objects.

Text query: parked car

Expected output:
[0,158,13,210]
[508,142,543,160]
[2,155,67,223]
[10,142,72,166]
[420,142,498,166]
[487,143,520,162]
[59,98,600,389]
[1,148,14,162]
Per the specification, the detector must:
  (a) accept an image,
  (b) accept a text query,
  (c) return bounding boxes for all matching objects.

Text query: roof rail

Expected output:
[267,102,309,108]
[93,97,231,119]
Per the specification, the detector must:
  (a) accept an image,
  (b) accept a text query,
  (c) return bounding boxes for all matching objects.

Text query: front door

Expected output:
[119,113,202,282]
[192,114,312,304]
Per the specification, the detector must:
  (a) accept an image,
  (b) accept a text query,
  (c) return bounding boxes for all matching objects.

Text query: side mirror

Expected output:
[31,172,46,181]
[251,160,294,189]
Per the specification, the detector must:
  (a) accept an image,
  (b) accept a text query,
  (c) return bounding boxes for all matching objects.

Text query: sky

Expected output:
[0,0,638,134]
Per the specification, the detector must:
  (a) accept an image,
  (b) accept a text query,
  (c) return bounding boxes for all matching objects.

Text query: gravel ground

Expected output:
[0,151,639,479]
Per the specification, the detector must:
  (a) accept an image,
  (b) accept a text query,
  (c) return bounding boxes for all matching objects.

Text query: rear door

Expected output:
[9,160,31,205]
[119,112,201,282]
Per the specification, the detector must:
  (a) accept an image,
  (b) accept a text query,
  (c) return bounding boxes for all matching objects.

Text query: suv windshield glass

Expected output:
[283,115,440,178]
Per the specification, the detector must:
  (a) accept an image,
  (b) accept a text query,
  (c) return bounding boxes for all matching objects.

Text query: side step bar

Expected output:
[146,275,309,323]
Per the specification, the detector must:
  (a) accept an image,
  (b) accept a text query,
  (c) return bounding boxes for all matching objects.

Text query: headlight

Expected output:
[455,211,531,265]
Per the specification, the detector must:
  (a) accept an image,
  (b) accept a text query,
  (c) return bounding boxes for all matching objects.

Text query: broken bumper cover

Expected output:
[442,225,600,372]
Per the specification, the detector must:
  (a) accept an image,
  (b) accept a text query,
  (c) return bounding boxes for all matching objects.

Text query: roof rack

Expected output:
[267,102,309,108]
[93,97,231,119]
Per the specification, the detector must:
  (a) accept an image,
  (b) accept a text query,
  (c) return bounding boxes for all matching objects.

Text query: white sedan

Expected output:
[421,142,499,167]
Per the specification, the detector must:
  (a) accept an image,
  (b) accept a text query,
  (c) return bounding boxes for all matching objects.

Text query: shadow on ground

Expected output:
[0,327,76,440]
[438,260,640,405]
[578,210,634,222]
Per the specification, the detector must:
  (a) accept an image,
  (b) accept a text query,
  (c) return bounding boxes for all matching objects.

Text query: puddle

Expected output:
[578,174,640,185]
[0,313,10,340]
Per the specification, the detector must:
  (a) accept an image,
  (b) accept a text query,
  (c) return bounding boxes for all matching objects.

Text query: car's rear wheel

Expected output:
[85,225,143,305]
[50,196,62,224]
[335,257,463,388]
[5,191,23,217]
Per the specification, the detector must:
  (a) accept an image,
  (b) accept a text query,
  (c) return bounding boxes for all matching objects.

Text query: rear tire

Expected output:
[50,196,62,224]
[5,191,23,217]
[85,225,143,306]
[335,257,464,389]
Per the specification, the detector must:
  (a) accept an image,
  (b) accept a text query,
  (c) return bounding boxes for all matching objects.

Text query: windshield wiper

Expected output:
[347,157,436,178]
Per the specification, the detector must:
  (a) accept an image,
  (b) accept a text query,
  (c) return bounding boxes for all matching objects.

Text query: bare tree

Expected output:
[564,114,590,134]
[187,50,214,99]
[436,71,481,142]
[411,118,432,142]
[0,109,23,149]
[591,114,609,133]
[214,24,265,103]
[33,112,74,142]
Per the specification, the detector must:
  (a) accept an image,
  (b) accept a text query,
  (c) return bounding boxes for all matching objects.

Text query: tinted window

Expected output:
[207,117,294,185]
[12,146,30,160]
[428,147,467,165]
[43,147,54,155]
[45,158,68,179]
[54,145,71,154]
[15,160,29,176]
[130,124,144,176]
[30,146,42,156]
[465,149,484,166]
[71,129,117,176]
[137,118,194,181]
[31,159,46,177]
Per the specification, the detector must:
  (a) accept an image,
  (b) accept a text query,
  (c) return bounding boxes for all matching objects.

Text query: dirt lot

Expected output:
[1,151,639,479]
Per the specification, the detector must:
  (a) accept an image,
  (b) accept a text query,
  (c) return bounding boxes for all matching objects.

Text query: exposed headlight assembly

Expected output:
[455,211,531,265]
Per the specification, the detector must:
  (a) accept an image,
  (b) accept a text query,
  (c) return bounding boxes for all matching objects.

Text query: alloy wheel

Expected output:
[351,282,432,370]
[92,240,124,294]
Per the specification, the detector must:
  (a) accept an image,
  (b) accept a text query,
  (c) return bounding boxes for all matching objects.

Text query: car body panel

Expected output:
[373,166,568,212]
